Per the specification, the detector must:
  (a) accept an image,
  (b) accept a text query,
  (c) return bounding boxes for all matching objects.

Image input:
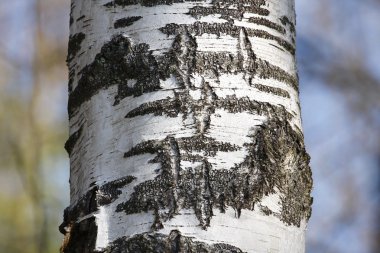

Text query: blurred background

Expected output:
[0,0,379,252]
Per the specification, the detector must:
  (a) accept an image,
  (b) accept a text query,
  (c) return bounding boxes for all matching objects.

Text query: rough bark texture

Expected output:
[61,0,312,252]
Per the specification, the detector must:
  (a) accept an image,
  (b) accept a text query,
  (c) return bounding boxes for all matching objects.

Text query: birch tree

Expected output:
[60,0,312,252]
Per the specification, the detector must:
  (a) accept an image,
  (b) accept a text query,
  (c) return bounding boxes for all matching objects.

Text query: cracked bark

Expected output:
[62,0,312,252]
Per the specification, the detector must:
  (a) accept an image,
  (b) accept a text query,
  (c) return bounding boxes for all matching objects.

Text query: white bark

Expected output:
[61,1,312,252]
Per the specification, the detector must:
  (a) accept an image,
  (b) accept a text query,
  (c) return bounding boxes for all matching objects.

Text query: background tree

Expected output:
[0,0,69,253]
[60,0,312,252]
[297,0,380,252]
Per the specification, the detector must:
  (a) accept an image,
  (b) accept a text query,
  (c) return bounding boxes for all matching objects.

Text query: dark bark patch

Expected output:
[104,0,198,8]
[97,176,136,206]
[68,35,162,117]
[189,0,269,20]
[189,6,269,20]
[101,230,246,253]
[160,22,295,55]
[251,83,290,98]
[69,3,74,26]
[76,15,86,22]
[114,16,142,28]
[248,17,286,34]
[214,95,293,120]
[256,59,298,91]
[269,43,285,52]
[280,16,296,34]
[241,117,313,226]
[67,32,86,62]
[117,113,312,228]
[179,135,239,156]
[60,187,98,236]
[124,135,239,159]
[60,217,98,253]
[124,139,160,158]
[65,126,83,155]
[60,187,98,253]
[212,0,265,5]
[125,97,183,118]
[68,69,75,93]
[59,177,136,251]
[116,28,303,225]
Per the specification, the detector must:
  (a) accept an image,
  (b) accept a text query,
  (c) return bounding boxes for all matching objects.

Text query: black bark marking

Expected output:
[193,37,295,89]
[124,139,160,158]
[97,176,136,206]
[60,187,98,253]
[160,22,295,55]
[124,27,296,126]
[256,59,298,91]
[279,16,296,43]
[60,187,98,236]
[114,16,142,28]
[189,6,269,20]
[194,52,248,77]
[170,31,198,90]
[68,35,162,117]
[67,32,85,62]
[104,0,200,7]
[179,135,239,156]
[64,126,83,155]
[248,17,286,34]
[243,118,312,226]
[123,31,218,136]
[280,15,296,34]
[101,230,246,253]
[251,83,290,98]
[237,27,257,80]
[124,136,239,159]
[69,2,74,26]
[189,0,269,21]
[125,96,183,118]
[118,106,311,228]
[269,43,285,52]
[76,15,86,22]
[68,24,295,117]
[214,95,294,120]
[60,217,98,253]
[68,69,75,93]
[212,0,265,5]
[59,176,137,252]
[118,135,239,229]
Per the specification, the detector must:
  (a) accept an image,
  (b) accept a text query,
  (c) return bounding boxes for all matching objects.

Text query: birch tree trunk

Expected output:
[60,0,313,252]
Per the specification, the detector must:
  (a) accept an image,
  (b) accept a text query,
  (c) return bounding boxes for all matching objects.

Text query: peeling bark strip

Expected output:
[60,177,137,253]
[63,0,312,252]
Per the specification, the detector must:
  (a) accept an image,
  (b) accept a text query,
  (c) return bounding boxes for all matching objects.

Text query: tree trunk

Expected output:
[60,0,312,252]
